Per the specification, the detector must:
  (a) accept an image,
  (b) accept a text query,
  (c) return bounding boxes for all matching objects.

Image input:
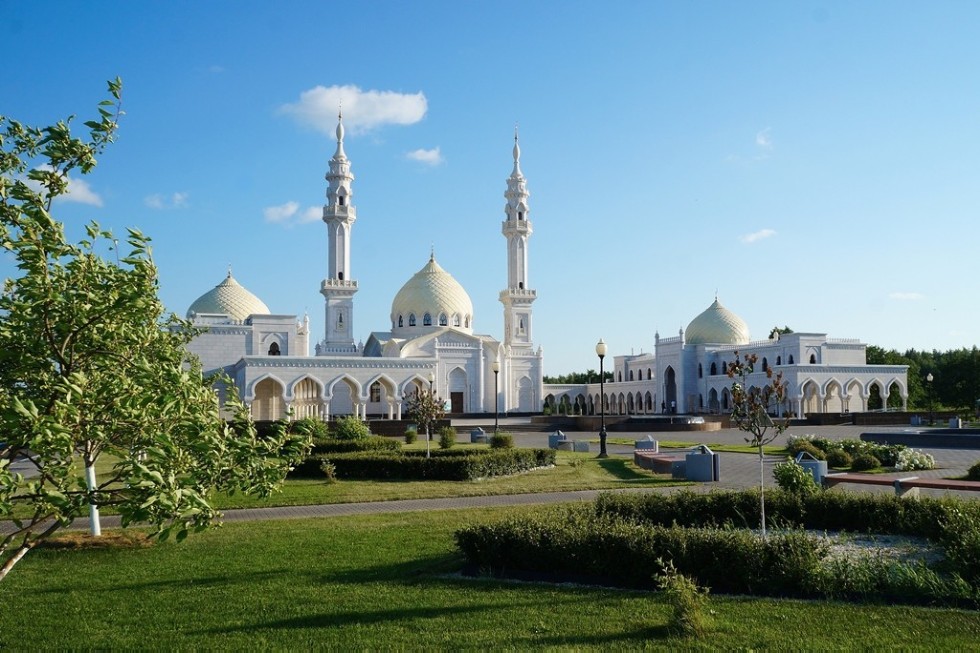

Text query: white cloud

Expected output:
[145,192,189,210]
[739,228,776,244]
[406,147,443,166]
[279,84,427,135]
[300,206,322,223]
[756,127,773,150]
[27,165,104,206]
[889,292,925,301]
[264,201,299,223]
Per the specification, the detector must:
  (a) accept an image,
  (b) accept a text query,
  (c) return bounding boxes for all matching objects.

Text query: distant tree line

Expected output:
[543,370,613,384]
[867,345,980,413]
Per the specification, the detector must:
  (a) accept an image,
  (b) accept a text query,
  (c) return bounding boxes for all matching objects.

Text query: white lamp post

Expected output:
[492,360,500,434]
[427,371,435,458]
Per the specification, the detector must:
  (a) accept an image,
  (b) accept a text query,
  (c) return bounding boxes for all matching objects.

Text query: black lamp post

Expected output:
[596,338,608,458]
[926,372,934,426]
[492,360,500,435]
[427,371,435,458]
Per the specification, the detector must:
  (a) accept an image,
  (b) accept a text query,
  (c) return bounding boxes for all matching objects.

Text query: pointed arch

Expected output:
[250,376,286,421]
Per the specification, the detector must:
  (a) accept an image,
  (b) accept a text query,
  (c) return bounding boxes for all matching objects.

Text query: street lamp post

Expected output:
[596,339,608,458]
[926,372,935,426]
[492,360,500,435]
[427,371,435,458]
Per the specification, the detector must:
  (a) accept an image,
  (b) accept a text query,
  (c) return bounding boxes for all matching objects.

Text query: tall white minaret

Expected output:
[499,128,536,349]
[319,111,358,352]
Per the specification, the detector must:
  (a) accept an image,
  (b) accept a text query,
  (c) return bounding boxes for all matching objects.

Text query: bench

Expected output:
[823,473,980,498]
[634,450,685,476]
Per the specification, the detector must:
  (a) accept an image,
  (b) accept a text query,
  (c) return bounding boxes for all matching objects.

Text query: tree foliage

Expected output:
[0,80,310,581]
[867,345,980,412]
[405,385,445,457]
[543,370,612,384]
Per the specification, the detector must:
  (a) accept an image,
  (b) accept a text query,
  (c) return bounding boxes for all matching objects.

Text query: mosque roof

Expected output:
[685,298,751,345]
[186,271,271,322]
[390,255,473,334]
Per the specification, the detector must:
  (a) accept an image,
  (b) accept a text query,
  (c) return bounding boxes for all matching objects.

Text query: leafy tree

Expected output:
[768,325,793,339]
[727,351,788,537]
[405,386,445,458]
[0,80,310,581]
[543,369,612,384]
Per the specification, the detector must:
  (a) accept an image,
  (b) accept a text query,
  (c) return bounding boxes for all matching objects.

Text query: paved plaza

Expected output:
[11,419,977,536]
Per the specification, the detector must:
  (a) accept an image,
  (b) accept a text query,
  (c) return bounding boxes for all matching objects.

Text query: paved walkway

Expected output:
[5,423,980,535]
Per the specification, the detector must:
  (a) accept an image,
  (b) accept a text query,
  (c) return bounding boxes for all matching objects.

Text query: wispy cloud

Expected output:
[279,84,427,136]
[264,202,321,227]
[145,191,188,210]
[264,201,299,223]
[26,166,104,206]
[739,228,776,244]
[889,292,925,301]
[208,65,224,74]
[406,147,443,166]
[756,127,773,150]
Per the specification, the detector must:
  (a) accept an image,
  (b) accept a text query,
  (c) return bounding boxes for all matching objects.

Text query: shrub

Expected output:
[291,416,330,439]
[773,460,820,497]
[311,435,399,454]
[404,427,417,444]
[895,448,936,471]
[657,560,711,637]
[851,453,881,471]
[789,439,825,461]
[332,415,371,441]
[320,459,337,483]
[438,426,457,450]
[968,461,980,481]
[825,448,852,469]
[291,448,555,481]
[490,432,514,449]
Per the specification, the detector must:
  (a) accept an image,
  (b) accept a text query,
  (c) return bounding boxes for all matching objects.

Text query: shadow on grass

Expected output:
[595,457,687,485]
[318,552,465,584]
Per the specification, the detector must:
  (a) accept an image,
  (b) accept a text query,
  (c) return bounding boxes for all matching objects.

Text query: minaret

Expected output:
[319,110,358,353]
[499,128,536,349]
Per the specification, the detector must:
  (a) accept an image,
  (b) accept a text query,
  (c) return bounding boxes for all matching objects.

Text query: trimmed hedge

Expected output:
[290,447,555,481]
[310,435,400,455]
[592,489,971,540]
[455,508,827,596]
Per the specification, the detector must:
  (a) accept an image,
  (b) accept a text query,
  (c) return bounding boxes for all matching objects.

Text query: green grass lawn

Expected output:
[2,507,978,649]
[212,452,685,510]
[601,437,788,456]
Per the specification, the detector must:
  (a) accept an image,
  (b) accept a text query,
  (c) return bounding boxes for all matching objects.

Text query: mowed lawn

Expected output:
[2,507,979,649]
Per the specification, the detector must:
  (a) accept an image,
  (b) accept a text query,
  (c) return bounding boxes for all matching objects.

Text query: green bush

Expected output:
[966,461,980,481]
[490,432,514,449]
[311,435,399,454]
[332,415,371,441]
[320,459,337,483]
[404,427,417,444]
[851,453,881,471]
[658,561,711,637]
[438,426,457,450]
[788,439,825,461]
[291,416,330,439]
[773,460,820,497]
[290,448,555,481]
[825,448,852,469]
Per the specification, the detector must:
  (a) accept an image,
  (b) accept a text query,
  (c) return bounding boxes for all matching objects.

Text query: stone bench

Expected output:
[823,473,980,498]
[634,450,685,476]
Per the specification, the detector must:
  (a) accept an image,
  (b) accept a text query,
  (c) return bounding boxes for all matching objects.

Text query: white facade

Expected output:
[186,118,543,420]
[544,298,909,419]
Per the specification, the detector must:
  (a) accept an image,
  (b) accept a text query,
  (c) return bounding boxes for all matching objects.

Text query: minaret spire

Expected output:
[500,128,536,349]
[319,110,358,354]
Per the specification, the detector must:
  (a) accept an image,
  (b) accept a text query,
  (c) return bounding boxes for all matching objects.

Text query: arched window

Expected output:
[338,271,344,280]
[762,358,768,372]
[776,356,781,366]
[698,363,703,378]
[409,314,416,327]
[710,362,718,375]
[618,371,622,382]
[629,370,634,381]
[423,313,432,326]
[369,382,381,403]
[647,369,652,380]
[268,342,280,356]
[339,195,344,206]
[518,211,524,221]
[398,315,403,328]
[465,315,470,328]
[809,354,817,364]
[789,355,795,364]
[439,313,448,326]
[452,314,460,327]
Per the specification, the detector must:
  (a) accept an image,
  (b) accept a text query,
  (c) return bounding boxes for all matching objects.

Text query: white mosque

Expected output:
[184,114,907,425]
[185,115,543,421]
[544,298,910,421]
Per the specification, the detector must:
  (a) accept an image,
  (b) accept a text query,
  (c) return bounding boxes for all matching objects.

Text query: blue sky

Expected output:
[3,1,978,375]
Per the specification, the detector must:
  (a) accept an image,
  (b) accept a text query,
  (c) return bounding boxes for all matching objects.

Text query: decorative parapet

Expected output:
[320,278,359,290]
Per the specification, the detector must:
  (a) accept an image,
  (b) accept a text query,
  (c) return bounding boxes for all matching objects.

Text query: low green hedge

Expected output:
[310,435,400,455]
[592,489,972,540]
[289,447,555,481]
[455,508,827,596]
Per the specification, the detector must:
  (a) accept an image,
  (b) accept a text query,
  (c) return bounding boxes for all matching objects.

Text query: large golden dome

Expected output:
[685,298,750,345]
[187,272,271,322]
[390,256,473,334]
